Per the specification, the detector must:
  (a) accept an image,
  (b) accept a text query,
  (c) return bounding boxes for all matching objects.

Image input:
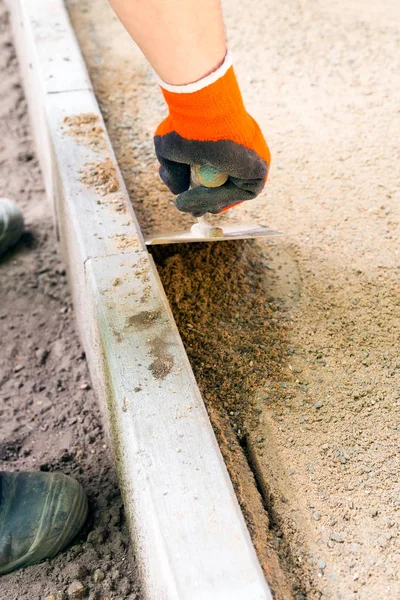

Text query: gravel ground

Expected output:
[0,4,141,599]
[65,0,400,598]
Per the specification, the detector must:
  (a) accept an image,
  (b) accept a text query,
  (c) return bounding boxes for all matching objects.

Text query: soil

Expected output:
[0,4,141,599]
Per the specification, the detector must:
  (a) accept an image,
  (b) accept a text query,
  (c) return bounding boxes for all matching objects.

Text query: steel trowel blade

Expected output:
[144,223,283,245]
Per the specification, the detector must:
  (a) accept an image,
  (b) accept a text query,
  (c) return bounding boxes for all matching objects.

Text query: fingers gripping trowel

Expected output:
[144,164,281,245]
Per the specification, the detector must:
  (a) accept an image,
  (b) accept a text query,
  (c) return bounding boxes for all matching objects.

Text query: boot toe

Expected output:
[0,198,24,256]
[0,472,88,575]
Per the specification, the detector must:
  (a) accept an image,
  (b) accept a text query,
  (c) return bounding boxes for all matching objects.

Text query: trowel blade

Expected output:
[144,223,283,245]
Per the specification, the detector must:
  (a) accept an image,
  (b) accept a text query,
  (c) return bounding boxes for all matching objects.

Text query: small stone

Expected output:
[87,528,106,545]
[67,581,86,599]
[46,596,56,600]
[93,568,105,583]
[318,560,326,570]
[370,509,378,517]
[79,383,91,390]
[313,512,321,521]
[314,401,323,409]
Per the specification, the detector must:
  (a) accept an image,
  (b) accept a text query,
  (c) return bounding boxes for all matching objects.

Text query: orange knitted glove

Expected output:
[154,53,271,217]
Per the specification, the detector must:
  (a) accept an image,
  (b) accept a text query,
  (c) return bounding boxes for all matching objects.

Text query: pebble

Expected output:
[313,512,321,521]
[314,401,323,409]
[93,568,105,583]
[67,581,86,599]
[318,559,326,570]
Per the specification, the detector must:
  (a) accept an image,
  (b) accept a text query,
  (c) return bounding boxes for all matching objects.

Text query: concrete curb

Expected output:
[8,1,273,598]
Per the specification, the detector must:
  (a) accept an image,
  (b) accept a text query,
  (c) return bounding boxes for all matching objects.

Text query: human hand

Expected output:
[154,55,271,217]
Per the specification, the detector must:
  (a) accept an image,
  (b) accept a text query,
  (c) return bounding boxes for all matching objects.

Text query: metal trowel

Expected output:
[144,164,282,245]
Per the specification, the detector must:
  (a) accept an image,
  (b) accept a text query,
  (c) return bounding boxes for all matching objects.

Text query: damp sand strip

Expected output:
[7,0,273,598]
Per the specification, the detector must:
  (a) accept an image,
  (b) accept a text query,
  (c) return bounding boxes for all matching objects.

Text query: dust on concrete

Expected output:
[0,4,141,598]
[147,336,174,380]
[126,309,161,330]
[66,0,400,598]
[126,311,175,380]
[63,113,107,153]
[112,234,140,250]
[80,157,119,196]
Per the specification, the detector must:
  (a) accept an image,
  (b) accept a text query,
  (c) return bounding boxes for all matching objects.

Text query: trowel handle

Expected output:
[190,164,229,188]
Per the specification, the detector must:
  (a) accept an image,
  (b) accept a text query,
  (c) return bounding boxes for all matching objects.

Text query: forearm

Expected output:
[108,0,227,85]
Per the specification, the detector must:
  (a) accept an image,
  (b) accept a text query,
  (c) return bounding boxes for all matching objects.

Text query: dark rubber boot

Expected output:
[0,198,24,257]
[0,471,88,575]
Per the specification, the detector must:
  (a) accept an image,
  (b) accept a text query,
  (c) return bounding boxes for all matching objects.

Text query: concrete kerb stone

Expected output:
[7,0,273,598]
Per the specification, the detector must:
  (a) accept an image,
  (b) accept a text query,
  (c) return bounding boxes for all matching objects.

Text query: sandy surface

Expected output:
[45,0,400,598]
[0,4,141,599]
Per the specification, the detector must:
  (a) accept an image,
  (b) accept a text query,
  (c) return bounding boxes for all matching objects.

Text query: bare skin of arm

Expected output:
[107,0,227,85]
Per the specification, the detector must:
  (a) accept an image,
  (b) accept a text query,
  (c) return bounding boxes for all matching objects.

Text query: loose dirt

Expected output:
[63,113,107,153]
[0,4,141,599]
[28,0,400,598]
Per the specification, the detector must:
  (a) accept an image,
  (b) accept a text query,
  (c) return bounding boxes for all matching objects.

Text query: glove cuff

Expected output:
[154,51,233,94]
[156,62,253,146]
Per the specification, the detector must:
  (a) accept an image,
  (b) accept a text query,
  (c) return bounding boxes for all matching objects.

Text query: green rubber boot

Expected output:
[0,198,24,257]
[0,472,88,575]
